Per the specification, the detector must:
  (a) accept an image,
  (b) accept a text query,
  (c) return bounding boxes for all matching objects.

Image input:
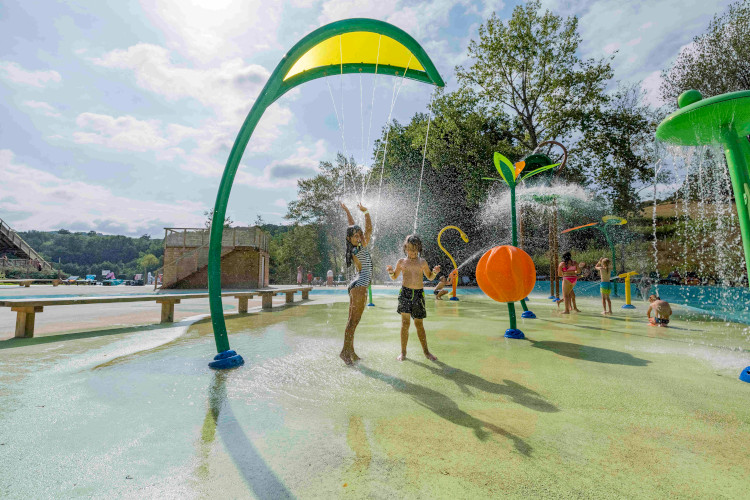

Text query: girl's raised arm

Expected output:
[340,202,355,225]
[358,203,372,246]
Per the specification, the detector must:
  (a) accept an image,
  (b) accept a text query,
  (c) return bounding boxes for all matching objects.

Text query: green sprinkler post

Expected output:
[656,89,750,282]
[205,19,445,369]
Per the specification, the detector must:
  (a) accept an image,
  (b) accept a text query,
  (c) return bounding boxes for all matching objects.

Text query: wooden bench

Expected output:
[0,279,61,288]
[255,287,312,310]
[1,287,313,338]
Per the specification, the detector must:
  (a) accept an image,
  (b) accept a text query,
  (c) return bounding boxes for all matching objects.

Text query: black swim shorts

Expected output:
[397,287,426,319]
[655,317,670,325]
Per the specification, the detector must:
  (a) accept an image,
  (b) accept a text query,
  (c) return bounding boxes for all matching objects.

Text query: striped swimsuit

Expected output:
[348,246,372,292]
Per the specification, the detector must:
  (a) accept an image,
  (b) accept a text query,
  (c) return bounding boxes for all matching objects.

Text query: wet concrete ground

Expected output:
[1,291,749,498]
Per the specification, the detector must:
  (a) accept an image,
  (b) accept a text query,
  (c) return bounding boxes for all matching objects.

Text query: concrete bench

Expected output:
[0,279,61,288]
[1,288,312,338]
[255,287,312,310]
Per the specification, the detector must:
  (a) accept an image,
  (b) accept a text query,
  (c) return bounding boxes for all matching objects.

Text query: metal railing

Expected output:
[0,218,53,270]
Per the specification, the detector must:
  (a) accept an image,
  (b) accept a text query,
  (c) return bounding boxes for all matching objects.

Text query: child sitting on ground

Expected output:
[386,234,441,361]
[595,257,613,315]
[647,295,673,326]
[433,274,452,300]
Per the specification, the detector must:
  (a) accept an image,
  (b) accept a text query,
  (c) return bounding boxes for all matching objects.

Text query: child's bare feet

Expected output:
[340,351,353,365]
[573,308,581,312]
[397,353,406,361]
[424,351,437,361]
[601,311,607,315]
[561,311,570,314]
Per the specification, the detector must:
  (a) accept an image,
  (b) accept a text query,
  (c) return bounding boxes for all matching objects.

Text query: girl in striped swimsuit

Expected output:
[340,202,372,365]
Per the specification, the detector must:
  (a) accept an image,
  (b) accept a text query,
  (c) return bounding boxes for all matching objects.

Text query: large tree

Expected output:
[571,84,663,214]
[661,0,750,104]
[455,0,613,152]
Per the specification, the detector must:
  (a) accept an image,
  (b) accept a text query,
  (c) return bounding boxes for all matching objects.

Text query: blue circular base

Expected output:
[548,296,556,300]
[553,298,562,303]
[449,297,459,301]
[740,366,750,383]
[622,304,636,309]
[521,311,536,319]
[524,297,529,301]
[504,329,525,339]
[367,303,375,307]
[209,350,245,370]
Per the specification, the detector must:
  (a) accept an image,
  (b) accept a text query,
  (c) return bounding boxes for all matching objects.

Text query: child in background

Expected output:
[433,275,452,300]
[595,257,613,315]
[647,295,673,326]
[387,235,441,361]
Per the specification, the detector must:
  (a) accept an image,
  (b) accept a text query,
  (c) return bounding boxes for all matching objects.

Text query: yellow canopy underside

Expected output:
[284,32,425,81]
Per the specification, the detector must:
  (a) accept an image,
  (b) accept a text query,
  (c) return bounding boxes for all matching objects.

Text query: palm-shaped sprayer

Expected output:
[483,152,560,322]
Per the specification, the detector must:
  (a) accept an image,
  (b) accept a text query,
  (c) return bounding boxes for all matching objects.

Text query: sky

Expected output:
[0,0,734,236]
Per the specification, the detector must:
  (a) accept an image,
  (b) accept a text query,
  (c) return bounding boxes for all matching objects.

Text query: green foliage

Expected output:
[570,84,663,214]
[138,254,160,273]
[660,0,750,104]
[17,230,164,279]
[456,0,613,151]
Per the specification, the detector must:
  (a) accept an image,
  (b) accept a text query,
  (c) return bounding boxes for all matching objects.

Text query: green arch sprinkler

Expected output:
[656,89,750,384]
[205,19,445,369]
[656,89,750,282]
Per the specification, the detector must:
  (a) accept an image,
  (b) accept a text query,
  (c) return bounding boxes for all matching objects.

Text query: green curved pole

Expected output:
[207,18,444,357]
[720,126,750,280]
[509,186,529,312]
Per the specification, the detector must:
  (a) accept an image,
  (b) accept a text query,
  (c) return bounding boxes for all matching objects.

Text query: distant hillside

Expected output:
[17,230,164,279]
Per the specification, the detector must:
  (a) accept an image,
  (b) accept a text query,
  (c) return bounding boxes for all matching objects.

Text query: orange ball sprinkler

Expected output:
[437,225,469,301]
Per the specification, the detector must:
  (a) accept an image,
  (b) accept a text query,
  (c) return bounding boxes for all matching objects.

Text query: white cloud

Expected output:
[0,149,204,235]
[0,61,61,87]
[235,139,326,189]
[72,112,196,152]
[641,70,665,108]
[91,43,271,118]
[539,0,734,101]
[138,0,285,63]
[23,100,61,117]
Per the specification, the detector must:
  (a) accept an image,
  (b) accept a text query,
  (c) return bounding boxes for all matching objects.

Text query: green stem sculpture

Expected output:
[206,19,445,369]
[483,153,559,333]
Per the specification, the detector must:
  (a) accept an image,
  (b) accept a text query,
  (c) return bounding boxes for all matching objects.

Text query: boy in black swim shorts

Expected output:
[386,234,441,361]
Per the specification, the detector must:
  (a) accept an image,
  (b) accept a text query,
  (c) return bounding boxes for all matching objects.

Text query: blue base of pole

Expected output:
[209,350,245,370]
[621,304,636,309]
[521,311,536,319]
[367,303,375,307]
[740,366,750,383]
[553,297,562,303]
[548,295,556,299]
[504,329,525,339]
[449,297,459,301]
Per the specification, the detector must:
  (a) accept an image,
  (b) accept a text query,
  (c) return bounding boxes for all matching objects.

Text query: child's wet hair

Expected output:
[403,234,423,255]
[601,258,611,266]
[562,251,572,263]
[345,225,363,268]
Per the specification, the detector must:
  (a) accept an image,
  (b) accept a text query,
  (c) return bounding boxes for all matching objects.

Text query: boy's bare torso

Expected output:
[399,257,426,289]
